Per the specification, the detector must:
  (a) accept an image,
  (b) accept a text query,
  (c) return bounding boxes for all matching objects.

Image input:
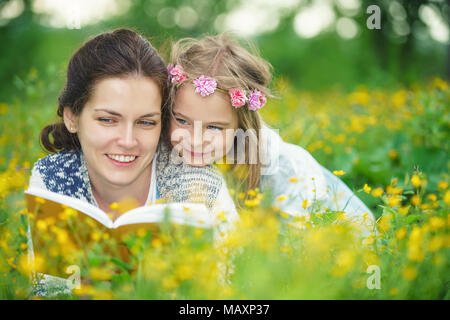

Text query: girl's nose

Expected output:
[191,120,204,151]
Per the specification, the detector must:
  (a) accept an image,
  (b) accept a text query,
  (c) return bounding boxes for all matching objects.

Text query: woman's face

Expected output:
[169,83,238,167]
[64,76,162,191]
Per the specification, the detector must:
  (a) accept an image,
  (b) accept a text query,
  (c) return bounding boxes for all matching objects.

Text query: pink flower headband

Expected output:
[167,64,267,111]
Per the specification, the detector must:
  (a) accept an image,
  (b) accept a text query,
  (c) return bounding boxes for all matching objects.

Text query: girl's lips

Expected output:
[183,148,212,157]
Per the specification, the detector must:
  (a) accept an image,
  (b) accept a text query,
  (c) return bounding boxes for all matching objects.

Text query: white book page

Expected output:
[25,186,113,228]
[113,203,214,229]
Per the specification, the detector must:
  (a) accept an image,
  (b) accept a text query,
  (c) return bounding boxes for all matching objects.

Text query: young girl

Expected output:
[165,34,375,234]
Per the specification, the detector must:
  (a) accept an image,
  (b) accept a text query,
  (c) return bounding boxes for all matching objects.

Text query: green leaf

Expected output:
[406,215,422,224]
[110,257,133,272]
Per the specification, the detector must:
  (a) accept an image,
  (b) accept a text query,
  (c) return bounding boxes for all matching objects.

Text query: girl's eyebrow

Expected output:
[94,108,161,118]
[173,111,230,126]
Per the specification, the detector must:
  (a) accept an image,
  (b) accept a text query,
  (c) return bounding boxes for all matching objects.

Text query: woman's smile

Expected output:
[105,153,139,167]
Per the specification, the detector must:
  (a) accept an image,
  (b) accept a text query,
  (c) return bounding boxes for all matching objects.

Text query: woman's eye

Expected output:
[98,118,115,124]
[176,118,188,125]
[138,120,156,126]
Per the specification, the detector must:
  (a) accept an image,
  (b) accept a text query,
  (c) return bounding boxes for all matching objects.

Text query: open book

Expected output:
[25,186,214,278]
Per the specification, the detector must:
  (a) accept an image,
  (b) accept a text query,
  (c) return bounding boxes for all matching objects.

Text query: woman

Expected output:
[28,28,237,297]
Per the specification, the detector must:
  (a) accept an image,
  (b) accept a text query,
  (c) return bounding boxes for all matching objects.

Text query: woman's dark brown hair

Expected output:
[40,28,168,153]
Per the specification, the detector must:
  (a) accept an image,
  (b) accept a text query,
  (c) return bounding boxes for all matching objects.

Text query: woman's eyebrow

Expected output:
[139,112,161,118]
[94,108,122,116]
[94,109,161,118]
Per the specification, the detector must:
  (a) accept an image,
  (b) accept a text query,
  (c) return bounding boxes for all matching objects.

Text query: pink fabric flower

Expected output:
[168,64,186,85]
[247,89,266,111]
[229,89,248,108]
[193,75,217,96]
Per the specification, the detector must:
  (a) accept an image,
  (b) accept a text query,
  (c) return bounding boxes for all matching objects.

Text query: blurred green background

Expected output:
[0,0,449,103]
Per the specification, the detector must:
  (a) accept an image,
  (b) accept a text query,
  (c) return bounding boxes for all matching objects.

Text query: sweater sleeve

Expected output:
[29,161,48,190]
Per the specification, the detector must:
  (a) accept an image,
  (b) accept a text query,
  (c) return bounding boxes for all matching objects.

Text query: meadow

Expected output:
[0,69,448,299]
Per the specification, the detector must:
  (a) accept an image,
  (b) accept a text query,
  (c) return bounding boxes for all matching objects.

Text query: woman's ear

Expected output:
[63,107,78,133]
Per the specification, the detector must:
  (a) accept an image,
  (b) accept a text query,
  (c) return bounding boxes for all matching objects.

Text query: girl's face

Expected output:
[169,83,238,167]
[64,76,162,192]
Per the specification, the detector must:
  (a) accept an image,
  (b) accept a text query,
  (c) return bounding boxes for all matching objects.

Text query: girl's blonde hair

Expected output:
[166,33,273,192]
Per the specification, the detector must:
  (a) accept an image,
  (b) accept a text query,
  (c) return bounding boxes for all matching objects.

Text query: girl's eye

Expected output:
[176,118,188,125]
[207,125,222,131]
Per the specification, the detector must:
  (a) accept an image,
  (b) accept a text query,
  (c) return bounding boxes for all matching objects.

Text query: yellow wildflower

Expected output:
[429,217,445,231]
[333,170,346,176]
[363,233,375,246]
[244,198,260,207]
[216,211,227,222]
[279,212,290,219]
[332,250,356,277]
[18,253,45,275]
[437,181,448,190]
[363,184,371,194]
[276,195,287,201]
[427,194,437,202]
[89,267,113,281]
[398,206,409,215]
[36,220,47,232]
[162,276,178,290]
[427,236,443,252]
[444,190,450,205]
[301,199,308,209]
[410,195,421,206]
[378,214,392,232]
[91,231,102,242]
[433,77,448,90]
[395,227,407,240]
[407,244,425,262]
[387,195,402,207]
[388,149,398,159]
[56,228,69,244]
[289,177,299,183]
[372,188,384,197]
[410,174,422,188]
[151,238,163,248]
[0,102,8,115]
[389,288,399,296]
[175,264,194,281]
[386,185,403,195]
[137,228,147,237]
[402,266,417,281]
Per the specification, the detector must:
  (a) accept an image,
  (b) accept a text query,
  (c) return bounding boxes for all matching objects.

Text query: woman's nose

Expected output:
[117,123,138,149]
